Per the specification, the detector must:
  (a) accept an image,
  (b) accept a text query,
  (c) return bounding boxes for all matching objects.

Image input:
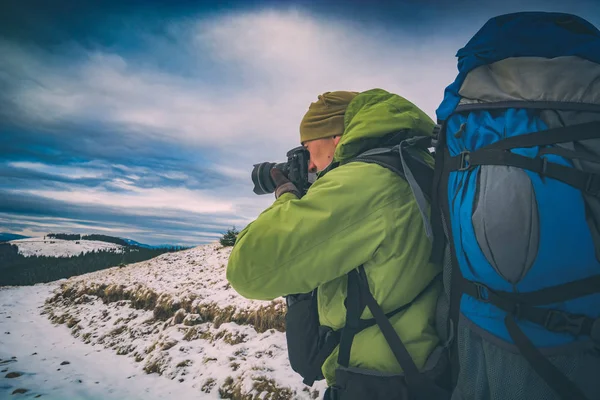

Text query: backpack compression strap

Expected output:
[445,121,600,196]
[460,276,600,400]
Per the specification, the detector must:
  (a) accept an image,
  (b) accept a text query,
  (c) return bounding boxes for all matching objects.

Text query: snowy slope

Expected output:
[9,237,124,257]
[35,243,326,399]
[1,283,198,400]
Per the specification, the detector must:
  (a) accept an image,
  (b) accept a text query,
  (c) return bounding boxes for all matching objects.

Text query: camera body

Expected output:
[252,146,314,196]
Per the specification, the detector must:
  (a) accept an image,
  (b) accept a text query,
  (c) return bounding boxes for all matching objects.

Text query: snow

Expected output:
[0,283,196,400]
[0,243,327,399]
[9,237,124,258]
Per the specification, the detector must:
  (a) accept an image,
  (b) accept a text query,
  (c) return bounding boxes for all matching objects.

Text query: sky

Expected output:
[1,0,599,246]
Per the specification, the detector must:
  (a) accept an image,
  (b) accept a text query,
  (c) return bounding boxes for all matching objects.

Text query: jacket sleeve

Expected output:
[226,163,401,300]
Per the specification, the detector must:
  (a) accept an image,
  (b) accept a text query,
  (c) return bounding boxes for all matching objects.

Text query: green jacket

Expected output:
[227,89,442,385]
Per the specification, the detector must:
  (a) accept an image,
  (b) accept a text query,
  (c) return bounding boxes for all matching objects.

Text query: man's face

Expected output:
[303,136,341,173]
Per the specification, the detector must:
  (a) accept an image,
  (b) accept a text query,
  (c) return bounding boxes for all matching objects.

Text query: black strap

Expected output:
[352,145,434,201]
[357,269,421,379]
[337,270,366,368]
[355,267,449,400]
[461,277,600,338]
[483,121,600,151]
[337,268,443,368]
[454,101,600,114]
[305,272,442,385]
[461,277,600,400]
[430,124,447,264]
[496,274,600,306]
[446,232,464,387]
[431,123,463,385]
[447,149,600,196]
[446,122,600,195]
[505,315,590,400]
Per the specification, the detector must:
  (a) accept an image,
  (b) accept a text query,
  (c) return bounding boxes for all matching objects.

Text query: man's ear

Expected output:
[332,135,341,146]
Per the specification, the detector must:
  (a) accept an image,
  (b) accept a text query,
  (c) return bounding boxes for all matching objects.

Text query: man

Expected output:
[227,89,444,399]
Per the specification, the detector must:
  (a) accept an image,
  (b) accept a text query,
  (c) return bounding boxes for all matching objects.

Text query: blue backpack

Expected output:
[430,12,600,400]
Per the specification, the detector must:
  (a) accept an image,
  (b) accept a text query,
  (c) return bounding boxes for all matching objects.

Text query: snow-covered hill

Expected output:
[9,237,125,257]
[37,243,326,399]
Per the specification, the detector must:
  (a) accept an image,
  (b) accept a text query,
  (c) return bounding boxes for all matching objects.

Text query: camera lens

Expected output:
[251,162,280,195]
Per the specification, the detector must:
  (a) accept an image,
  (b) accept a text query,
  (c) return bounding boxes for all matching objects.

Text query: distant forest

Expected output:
[46,233,128,246]
[0,235,188,286]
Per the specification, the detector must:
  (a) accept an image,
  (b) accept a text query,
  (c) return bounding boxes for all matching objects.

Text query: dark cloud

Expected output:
[0,191,245,246]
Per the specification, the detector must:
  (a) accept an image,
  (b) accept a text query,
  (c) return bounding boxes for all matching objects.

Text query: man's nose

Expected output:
[308,160,317,173]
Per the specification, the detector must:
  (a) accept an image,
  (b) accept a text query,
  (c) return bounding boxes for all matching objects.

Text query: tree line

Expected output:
[0,243,185,286]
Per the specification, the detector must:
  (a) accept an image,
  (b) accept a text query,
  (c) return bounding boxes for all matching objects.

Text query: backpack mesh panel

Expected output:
[451,319,600,400]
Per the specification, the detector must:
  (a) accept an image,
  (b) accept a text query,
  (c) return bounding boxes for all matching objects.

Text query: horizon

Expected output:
[1,231,194,247]
[1,0,599,246]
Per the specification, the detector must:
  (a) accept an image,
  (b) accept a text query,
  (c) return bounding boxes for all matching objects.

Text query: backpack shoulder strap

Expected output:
[347,137,435,240]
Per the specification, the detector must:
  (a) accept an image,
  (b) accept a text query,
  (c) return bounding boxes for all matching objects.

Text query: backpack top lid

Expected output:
[436,12,600,122]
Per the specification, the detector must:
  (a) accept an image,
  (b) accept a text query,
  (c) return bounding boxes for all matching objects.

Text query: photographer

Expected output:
[227,89,447,399]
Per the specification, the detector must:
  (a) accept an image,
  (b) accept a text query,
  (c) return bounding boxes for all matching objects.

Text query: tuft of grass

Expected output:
[173,309,186,325]
[218,375,295,400]
[218,376,245,399]
[143,358,166,375]
[145,341,157,354]
[214,330,248,345]
[183,314,202,326]
[110,325,127,336]
[161,340,178,351]
[176,359,192,368]
[116,345,134,355]
[252,376,293,399]
[66,316,80,328]
[201,378,216,394]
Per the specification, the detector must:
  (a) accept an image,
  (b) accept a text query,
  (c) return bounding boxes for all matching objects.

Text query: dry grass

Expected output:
[201,378,216,393]
[47,283,285,333]
[173,309,186,324]
[110,325,127,336]
[176,359,192,368]
[161,340,178,351]
[218,375,295,400]
[143,357,166,375]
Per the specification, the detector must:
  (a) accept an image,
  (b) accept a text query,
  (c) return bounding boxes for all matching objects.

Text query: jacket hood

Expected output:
[334,88,435,163]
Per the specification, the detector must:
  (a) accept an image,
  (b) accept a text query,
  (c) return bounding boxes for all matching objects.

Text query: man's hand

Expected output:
[271,168,301,199]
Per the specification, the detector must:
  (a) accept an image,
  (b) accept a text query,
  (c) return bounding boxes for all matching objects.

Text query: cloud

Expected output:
[8,161,106,179]
[1,10,459,152]
[4,5,598,244]
[11,186,234,214]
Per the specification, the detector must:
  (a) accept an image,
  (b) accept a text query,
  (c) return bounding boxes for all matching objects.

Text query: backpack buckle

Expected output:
[458,151,471,171]
[473,281,490,303]
[544,310,586,337]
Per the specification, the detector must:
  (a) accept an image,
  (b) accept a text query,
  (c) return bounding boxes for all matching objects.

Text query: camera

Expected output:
[251,146,315,196]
